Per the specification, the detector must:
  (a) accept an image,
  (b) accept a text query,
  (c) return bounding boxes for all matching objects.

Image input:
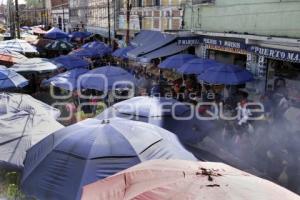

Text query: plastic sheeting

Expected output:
[96,96,213,144]
[21,118,196,200]
[53,55,90,70]
[127,31,176,59]
[82,159,300,200]
[158,53,196,70]
[44,27,69,40]
[0,68,28,89]
[177,58,218,74]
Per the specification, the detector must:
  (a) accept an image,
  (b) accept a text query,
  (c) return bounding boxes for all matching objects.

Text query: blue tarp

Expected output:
[80,66,136,91]
[53,55,90,70]
[82,41,106,49]
[127,31,177,59]
[42,68,89,91]
[177,58,218,74]
[70,47,111,59]
[21,118,196,200]
[0,67,28,89]
[44,27,69,40]
[97,96,214,144]
[197,64,254,85]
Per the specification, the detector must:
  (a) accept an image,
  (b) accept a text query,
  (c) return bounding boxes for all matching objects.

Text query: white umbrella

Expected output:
[11,58,58,73]
[0,39,38,54]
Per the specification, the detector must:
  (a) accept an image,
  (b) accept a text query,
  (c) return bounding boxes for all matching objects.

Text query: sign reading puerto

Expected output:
[249,46,300,63]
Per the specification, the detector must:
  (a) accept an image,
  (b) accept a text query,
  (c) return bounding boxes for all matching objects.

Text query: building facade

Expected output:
[180,0,300,101]
[69,0,88,31]
[51,0,69,32]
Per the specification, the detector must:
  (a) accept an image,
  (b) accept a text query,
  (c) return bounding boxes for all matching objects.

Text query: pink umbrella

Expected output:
[82,160,300,200]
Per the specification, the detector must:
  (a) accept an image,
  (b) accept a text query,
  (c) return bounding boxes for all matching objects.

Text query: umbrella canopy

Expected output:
[0,67,28,89]
[0,49,28,66]
[80,66,136,91]
[158,54,197,70]
[11,58,58,73]
[32,27,46,35]
[44,27,69,40]
[69,48,103,59]
[82,41,106,48]
[197,64,254,85]
[0,39,38,54]
[53,55,90,70]
[70,31,93,41]
[0,111,63,168]
[44,40,73,51]
[42,68,89,91]
[82,159,300,200]
[177,58,218,74]
[0,93,61,119]
[96,96,213,144]
[21,118,196,200]
[112,46,135,60]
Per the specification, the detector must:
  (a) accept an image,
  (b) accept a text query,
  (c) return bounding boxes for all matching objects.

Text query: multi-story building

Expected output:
[116,0,185,39]
[0,4,6,25]
[51,0,69,32]
[69,0,88,31]
[179,0,300,101]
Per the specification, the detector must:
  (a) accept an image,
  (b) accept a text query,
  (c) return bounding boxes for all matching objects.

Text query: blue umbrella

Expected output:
[82,41,106,48]
[0,67,28,89]
[97,96,214,144]
[80,66,136,91]
[158,54,197,70]
[69,48,105,59]
[21,118,196,200]
[42,68,89,91]
[177,58,218,74]
[197,64,254,85]
[53,55,90,70]
[70,31,93,41]
[44,27,69,40]
[112,46,135,60]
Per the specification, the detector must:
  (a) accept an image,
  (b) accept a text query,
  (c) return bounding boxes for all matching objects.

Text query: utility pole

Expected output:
[125,0,131,46]
[8,0,15,38]
[107,0,111,46]
[15,0,20,38]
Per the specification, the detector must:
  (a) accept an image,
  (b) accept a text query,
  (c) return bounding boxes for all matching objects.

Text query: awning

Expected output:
[130,30,159,47]
[138,42,190,63]
[127,31,177,59]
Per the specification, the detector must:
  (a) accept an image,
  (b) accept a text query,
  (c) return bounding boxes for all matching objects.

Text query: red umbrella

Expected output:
[82,160,300,200]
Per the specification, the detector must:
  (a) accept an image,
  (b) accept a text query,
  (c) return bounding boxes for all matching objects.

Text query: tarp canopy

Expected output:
[158,53,196,70]
[127,31,177,59]
[112,46,134,60]
[96,96,214,144]
[21,118,196,200]
[0,39,38,54]
[11,58,58,73]
[130,30,162,47]
[44,40,73,51]
[44,27,69,40]
[69,48,107,59]
[82,41,106,49]
[82,159,300,200]
[70,32,93,41]
[137,43,190,63]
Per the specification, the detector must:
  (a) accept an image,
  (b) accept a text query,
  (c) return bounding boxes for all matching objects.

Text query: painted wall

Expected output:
[184,0,300,38]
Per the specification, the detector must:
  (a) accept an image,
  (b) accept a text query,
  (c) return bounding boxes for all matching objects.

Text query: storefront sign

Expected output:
[249,45,300,63]
[203,37,246,50]
[206,44,248,55]
[177,36,203,46]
